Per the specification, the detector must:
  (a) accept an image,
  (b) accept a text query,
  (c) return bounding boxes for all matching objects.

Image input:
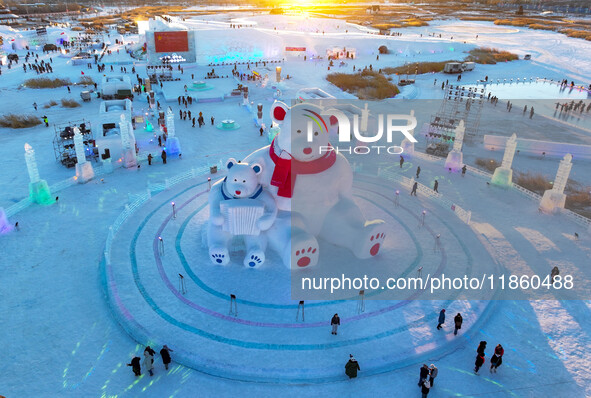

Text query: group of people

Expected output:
[474,341,504,374]
[436,309,464,335]
[178,95,194,107]
[418,364,438,397]
[22,58,53,74]
[556,100,591,114]
[127,345,174,377]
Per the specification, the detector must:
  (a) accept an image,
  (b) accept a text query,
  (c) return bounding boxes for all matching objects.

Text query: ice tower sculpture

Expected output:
[400,109,415,156]
[119,114,137,168]
[74,127,95,183]
[257,103,263,127]
[165,108,181,156]
[491,133,517,187]
[360,102,369,133]
[25,143,54,205]
[539,153,572,214]
[444,120,465,172]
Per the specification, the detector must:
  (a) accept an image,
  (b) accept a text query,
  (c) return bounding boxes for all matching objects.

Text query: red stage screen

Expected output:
[154,31,189,53]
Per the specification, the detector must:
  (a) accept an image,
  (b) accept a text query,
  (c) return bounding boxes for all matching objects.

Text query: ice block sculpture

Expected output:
[491,133,517,187]
[119,114,137,168]
[539,153,573,213]
[400,109,415,156]
[0,207,14,234]
[25,143,54,205]
[74,127,94,183]
[444,120,465,172]
[165,107,181,156]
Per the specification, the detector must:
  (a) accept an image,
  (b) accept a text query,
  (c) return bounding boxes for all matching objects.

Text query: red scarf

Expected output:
[269,139,336,198]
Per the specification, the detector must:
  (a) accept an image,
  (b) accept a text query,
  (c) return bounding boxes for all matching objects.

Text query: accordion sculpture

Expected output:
[220,199,265,236]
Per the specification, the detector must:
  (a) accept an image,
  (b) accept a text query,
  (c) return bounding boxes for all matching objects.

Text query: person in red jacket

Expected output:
[490,344,504,373]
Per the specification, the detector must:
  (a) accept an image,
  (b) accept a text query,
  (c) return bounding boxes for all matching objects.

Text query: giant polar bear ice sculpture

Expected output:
[243,101,387,269]
[208,158,278,268]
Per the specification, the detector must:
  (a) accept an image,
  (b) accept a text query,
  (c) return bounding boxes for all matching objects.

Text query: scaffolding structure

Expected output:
[426,84,485,154]
[52,120,96,168]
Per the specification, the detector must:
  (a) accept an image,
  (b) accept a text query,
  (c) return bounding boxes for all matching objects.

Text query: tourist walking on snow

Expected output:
[433,179,439,193]
[436,309,445,330]
[127,356,141,376]
[416,166,421,178]
[474,341,487,374]
[475,352,485,374]
[161,149,167,164]
[477,341,487,356]
[345,355,360,379]
[551,266,560,284]
[429,364,438,387]
[411,181,418,196]
[454,313,463,335]
[490,344,504,373]
[418,364,430,386]
[400,155,404,168]
[160,345,174,370]
[331,313,340,335]
[143,350,154,376]
[461,165,467,177]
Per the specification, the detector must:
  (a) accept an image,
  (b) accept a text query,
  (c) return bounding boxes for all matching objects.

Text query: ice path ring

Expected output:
[102,173,498,382]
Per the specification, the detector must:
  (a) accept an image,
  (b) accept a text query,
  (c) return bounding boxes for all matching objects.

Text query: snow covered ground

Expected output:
[1,14,591,397]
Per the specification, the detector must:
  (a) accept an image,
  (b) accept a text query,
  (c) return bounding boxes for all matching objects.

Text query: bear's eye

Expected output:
[314,131,319,136]
[296,129,302,134]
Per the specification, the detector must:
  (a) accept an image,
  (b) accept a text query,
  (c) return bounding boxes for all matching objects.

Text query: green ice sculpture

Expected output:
[267,125,280,144]
[145,120,154,132]
[25,143,54,205]
[29,180,54,205]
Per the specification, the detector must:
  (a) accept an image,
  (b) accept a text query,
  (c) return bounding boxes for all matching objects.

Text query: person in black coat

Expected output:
[331,313,340,335]
[160,345,174,370]
[345,355,360,379]
[161,150,167,164]
[477,341,487,356]
[418,364,430,386]
[436,309,445,330]
[474,353,485,374]
[454,313,463,335]
[127,356,141,376]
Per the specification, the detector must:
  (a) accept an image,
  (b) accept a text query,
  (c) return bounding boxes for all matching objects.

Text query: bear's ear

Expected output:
[226,157,237,169]
[250,163,263,175]
[270,101,289,125]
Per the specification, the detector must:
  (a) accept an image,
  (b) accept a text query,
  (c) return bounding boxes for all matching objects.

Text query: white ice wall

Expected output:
[484,134,591,160]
